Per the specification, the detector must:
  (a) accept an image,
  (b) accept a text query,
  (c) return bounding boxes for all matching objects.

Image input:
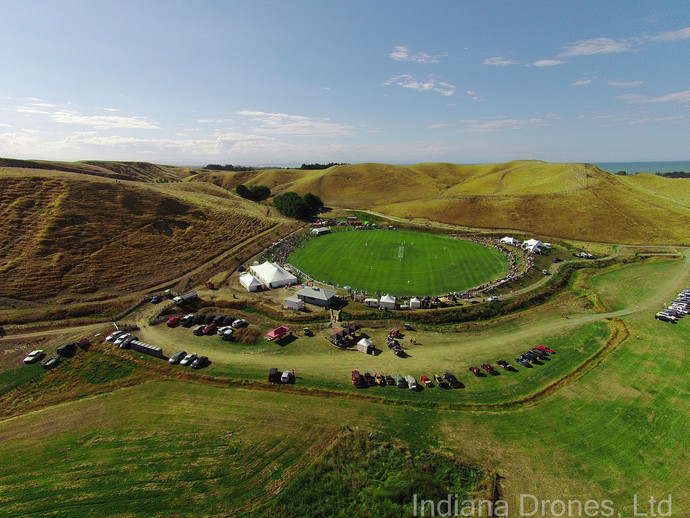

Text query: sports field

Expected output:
[288,229,508,296]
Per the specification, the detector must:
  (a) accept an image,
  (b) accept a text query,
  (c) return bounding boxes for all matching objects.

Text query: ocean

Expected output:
[592,161,690,174]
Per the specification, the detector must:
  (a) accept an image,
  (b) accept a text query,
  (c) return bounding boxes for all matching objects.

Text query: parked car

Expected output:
[537,345,555,354]
[106,330,125,342]
[76,338,90,349]
[169,350,187,364]
[166,316,181,327]
[469,366,481,376]
[482,363,496,375]
[444,373,461,389]
[191,356,208,369]
[435,374,447,387]
[23,349,45,364]
[151,295,162,304]
[203,314,216,325]
[375,372,385,386]
[217,326,233,336]
[395,374,407,389]
[496,359,513,370]
[181,314,195,327]
[179,353,197,366]
[113,334,131,346]
[223,316,236,326]
[192,314,206,325]
[420,375,432,387]
[56,342,78,357]
[120,336,137,349]
[213,315,225,325]
[41,356,60,369]
[516,357,531,367]
[221,329,234,341]
[405,375,417,390]
[385,374,395,386]
[231,319,248,328]
[269,367,280,382]
[203,323,217,335]
[280,370,293,383]
[363,372,375,386]
[192,325,205,336]
[351,370,364,387]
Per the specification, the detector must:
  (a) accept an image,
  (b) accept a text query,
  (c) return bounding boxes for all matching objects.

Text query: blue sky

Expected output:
[1,0,689,166]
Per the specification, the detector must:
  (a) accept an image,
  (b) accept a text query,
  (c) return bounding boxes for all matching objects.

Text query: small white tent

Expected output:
[284,296,304,310]
[250,261,298,289]
[239,272,264,292]
[409,297,421,309]
[500,236,520,247]
[357,338,374,354]
[379,294,396,310]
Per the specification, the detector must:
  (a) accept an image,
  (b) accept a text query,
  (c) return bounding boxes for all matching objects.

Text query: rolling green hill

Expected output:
[192,161,690,244]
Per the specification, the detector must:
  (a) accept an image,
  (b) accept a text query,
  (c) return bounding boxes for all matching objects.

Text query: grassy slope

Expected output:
[0,169,277,301]
[193,161,690,244]
[287,229,508,296]
[0,157,194,182]
[0,256,687,516]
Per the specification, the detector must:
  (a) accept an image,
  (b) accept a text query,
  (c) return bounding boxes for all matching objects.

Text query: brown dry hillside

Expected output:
[0,158,194,182]
[192,161,690,244]
[0,168,277,301]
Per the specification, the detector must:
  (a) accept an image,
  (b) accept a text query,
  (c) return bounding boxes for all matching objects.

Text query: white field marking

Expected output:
[398,246,404,259]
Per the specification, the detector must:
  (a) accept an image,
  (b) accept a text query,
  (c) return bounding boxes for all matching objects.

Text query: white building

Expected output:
[284,296,304,310]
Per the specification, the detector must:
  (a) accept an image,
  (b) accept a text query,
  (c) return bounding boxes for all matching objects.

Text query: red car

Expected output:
[469,366,481,376]
[166,316,181,327]
[351,370,364,388]
[420,375,432,387]
[537,344,555,354]
[481,363,496,374]
[203,322,217,335]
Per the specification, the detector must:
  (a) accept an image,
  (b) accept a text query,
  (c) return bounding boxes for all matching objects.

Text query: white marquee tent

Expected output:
[249,261,298,289]
[357,337,374,354]
[523,239,544,254]
[379,294,396,310]
[239,272,264,292]
[500,236,520,247]
[409,297,421,309]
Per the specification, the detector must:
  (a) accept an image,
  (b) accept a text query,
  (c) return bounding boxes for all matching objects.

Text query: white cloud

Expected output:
[530,59,566,67]
[50,110,159,129]
[559,37,634,57]
[483,56,519,66]
[389,46,440,64]
[607,80,644,87]
[102,107,121,112]
[458,117,547,132]
[617,90,690,104]
[382,74,455,96]
[647,26,690,43]
[236,110,358,136]
[17,106,51,115]
[428,123,451,129]
[628,116,684,125]
[573,78,592,86]
[557,26,690,59]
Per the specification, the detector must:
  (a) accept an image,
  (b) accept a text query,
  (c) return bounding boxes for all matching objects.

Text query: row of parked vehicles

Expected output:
[655,289,690,323]
[168,350,208,369]
[166,314,248,341]
[22,338,90,369]
[268,367,295,384]
[351,345,556,390]
[351,370,462,390]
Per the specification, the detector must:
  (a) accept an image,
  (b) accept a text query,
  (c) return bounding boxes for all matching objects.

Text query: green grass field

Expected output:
[1,254,688,516]
[288,229,508,296]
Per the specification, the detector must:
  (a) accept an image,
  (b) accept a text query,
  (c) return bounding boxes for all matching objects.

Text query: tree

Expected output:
[236,184,251,199]
[273,192,309,219]
[248,185,271,200]
[303,193,323,212]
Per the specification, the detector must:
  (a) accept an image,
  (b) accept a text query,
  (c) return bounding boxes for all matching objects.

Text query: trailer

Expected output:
[173,291,198,306]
